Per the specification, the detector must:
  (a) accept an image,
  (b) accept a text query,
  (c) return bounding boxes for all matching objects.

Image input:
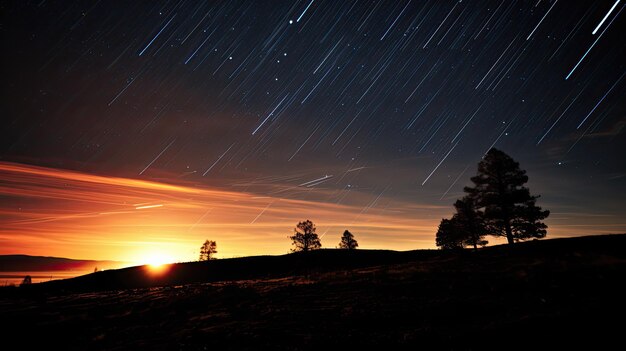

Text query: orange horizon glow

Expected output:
[0,161,622,263]
[0,161,446,262]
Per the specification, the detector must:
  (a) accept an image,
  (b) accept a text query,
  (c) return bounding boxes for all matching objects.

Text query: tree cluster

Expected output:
[288,221,359,252]
[196,151,545,258]
[436,148,550,250]
[198,223,359,261]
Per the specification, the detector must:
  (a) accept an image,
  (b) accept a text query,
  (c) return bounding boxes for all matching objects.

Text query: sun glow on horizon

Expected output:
[139,251,175,267]
[146,262,168,273]
[138,251,175,274]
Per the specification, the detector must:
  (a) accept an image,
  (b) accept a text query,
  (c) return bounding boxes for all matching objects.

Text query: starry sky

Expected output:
[1,0,625,262]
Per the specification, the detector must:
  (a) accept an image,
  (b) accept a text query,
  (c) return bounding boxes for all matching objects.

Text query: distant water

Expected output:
[0,270,92,286]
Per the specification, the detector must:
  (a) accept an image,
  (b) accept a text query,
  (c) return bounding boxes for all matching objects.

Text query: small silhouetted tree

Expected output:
[289,220,322,252]
[338,230,358,249]
[199,240,218,261]
[435,218,464,250]
[465,148,549,244]
[21,275,32,286]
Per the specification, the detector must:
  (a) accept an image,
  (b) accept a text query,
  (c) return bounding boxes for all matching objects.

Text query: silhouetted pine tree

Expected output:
[289,220,322,252]
[465,148,549,244]
[199,240,218,261]
[338,230,358,249]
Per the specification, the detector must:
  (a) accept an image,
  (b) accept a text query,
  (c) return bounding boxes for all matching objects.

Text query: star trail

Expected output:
[1,0,625,260]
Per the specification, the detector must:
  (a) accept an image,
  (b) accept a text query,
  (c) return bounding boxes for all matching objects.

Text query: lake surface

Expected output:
[0,270,92,285]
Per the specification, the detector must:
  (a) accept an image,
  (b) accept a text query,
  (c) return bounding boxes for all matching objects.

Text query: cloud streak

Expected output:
[0,162,444,262]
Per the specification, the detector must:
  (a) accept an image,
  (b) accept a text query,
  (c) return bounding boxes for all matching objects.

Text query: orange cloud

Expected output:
[0,162,447,263]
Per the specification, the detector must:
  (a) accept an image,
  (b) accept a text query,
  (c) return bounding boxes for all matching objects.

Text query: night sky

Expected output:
[1,1,625,261]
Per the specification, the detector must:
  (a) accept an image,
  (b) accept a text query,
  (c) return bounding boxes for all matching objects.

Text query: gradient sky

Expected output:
[1,1,625,263]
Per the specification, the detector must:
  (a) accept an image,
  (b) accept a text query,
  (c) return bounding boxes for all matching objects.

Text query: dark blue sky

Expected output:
[2,0,625,241]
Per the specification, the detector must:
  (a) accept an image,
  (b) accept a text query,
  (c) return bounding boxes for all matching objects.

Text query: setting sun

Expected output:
[140,252,174,268]
[141,253,173,275]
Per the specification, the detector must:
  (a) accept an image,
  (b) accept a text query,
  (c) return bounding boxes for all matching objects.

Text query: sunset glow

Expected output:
[139,251,175,268]
[0,161,449,262]
[145,261,171,275]
[2,160,621,263]
[2,0,625,265]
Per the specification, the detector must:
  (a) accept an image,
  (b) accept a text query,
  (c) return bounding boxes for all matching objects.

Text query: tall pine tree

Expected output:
[464,148,549,244]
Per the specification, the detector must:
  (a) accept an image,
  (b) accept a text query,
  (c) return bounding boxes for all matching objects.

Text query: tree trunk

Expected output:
[505,221,514,245]
[472,233,478,251]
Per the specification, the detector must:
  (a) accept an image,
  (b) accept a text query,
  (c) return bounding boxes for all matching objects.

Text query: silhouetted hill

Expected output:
[4,234,625,296]
[1,234,625,350]
[0,254,125,272]
[8,248,441,295]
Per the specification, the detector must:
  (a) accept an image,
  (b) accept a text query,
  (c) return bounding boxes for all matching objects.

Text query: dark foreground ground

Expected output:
[1,234,625,350]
